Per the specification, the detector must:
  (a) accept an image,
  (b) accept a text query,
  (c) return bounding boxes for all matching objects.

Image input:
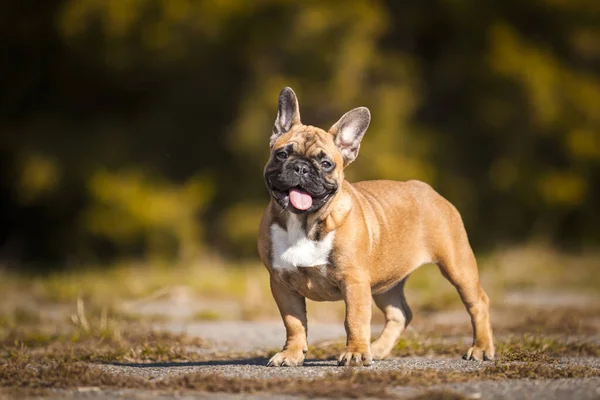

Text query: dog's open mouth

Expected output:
[271,184,335,211]
[288,187,313,210]
[271,186,311,210]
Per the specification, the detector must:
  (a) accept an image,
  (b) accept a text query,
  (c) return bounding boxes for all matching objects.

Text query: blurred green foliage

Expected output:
[1,0,599,267]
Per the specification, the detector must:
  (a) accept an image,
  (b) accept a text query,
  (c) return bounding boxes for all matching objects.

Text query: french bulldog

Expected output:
[258,87,494,367]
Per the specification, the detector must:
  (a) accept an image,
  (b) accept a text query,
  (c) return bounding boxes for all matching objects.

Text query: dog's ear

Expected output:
[329,107,371,166]
[271,87,301,146]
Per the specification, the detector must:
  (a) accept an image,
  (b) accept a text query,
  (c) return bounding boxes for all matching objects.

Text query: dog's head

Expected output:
[264,87,370,214]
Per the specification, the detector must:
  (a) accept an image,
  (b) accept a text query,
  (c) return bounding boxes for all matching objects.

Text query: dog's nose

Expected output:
[293,160,310,176]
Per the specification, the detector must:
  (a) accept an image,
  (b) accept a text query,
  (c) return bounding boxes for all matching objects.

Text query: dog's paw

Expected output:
[370,339,393,360]
[267,350,305,367]
[462,345,495,361]
[337,350,373,367]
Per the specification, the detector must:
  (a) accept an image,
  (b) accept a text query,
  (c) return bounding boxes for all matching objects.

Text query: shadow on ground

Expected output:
[106,357,269,368]
[106,357,345,368]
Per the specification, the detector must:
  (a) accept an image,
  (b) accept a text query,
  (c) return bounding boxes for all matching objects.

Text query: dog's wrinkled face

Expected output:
[264,87,371,214]
[265,126,341,213]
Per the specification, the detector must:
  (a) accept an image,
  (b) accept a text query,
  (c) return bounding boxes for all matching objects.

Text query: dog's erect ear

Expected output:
[271,87,301,146]
[329,107,371,166]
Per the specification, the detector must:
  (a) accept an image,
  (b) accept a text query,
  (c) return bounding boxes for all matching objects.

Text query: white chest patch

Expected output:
[270,215,335,270]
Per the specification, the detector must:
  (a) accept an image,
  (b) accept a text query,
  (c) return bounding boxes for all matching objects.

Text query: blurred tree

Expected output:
[0,0,598,268]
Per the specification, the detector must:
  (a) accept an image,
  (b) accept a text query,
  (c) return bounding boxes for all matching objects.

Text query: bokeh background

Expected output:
[1,1,599,324]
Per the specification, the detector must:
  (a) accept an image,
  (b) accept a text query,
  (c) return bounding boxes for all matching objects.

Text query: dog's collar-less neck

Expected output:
[270,214,336,270]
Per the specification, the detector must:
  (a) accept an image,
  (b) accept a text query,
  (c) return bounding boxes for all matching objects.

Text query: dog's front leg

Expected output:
[267,276,308,367]
[338,279,373,366]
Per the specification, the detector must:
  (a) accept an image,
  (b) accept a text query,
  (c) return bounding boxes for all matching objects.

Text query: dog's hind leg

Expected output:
[370,278,413,360]
[437,241,495,361]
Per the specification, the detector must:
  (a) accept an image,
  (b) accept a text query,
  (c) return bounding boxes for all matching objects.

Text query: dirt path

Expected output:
[57,320,597,400]
[11,291,598,400]
[158,320,349,353]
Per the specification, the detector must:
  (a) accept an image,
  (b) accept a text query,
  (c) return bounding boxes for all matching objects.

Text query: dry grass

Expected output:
[1,244,598,326]
[306,332,599,362]
[2,352,599,399]
[0,296,211,366]
[1,245,599,397]
[497,335,600,360]
[479,244,600,293]
[2,329,210,365]
[1,316,598,398]
[408,391,470,400]
[497,306,600,335]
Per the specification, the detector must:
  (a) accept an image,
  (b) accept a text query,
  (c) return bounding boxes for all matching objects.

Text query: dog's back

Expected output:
[346,179,472,289]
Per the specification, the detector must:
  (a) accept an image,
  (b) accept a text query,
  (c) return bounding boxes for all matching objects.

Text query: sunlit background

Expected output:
[1,0,599,327]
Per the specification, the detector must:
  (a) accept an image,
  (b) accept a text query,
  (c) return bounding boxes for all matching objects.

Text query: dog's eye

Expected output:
[276,151,288,160]
[321,160,333,170]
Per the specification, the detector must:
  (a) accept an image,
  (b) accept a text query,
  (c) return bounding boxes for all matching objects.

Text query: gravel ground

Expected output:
[423,377,600,400]
[85,321,599,400]
[97,356,489,381]
[28,377,600,400]
[12,296,600,400]
[96,355,600,381]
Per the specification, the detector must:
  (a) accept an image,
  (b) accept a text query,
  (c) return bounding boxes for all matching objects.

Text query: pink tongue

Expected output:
[289,188,313,210]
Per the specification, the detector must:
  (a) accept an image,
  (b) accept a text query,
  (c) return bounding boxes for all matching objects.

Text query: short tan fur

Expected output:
[258,88,494,367]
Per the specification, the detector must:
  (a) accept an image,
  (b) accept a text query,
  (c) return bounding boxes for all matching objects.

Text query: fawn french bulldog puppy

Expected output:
[258,87,494,366]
